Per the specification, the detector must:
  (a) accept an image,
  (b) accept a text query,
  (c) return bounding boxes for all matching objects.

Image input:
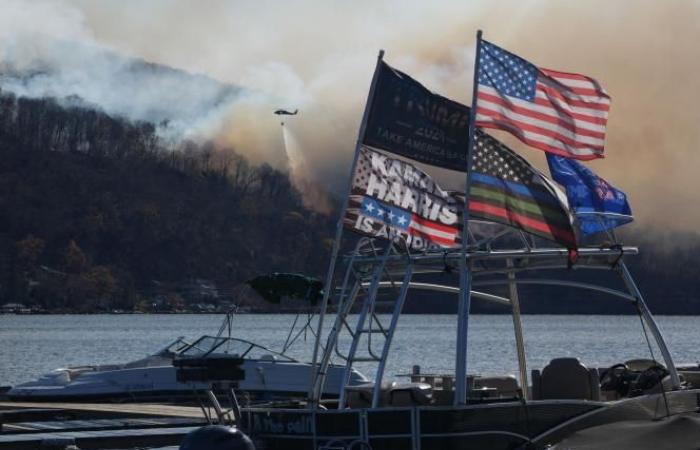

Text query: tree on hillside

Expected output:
[0,92,335,311]
[64,240,89,274]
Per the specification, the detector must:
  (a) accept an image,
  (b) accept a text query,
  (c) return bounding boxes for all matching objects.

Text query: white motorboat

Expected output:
[8,334,367,403]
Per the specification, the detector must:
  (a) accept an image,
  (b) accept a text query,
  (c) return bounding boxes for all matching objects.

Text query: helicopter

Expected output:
[274,109,298,116]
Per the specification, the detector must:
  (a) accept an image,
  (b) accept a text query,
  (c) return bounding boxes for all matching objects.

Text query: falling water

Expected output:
[280,120,333,213]
[281,121,307,179]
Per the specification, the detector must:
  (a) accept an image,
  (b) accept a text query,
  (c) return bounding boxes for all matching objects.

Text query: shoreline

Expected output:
[2,311,700,316]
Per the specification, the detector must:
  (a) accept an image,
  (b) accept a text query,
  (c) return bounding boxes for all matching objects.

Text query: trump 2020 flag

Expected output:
[546,154,632,235]
[362,61,471,171]
[475,40,610,160]
[343,147,462,251]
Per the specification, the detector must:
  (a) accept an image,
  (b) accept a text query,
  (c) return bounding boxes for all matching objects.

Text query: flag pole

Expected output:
[454,29,483,406]
[308,49,385,407]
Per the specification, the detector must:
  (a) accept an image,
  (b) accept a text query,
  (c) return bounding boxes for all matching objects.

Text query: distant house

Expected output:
[183,279,220,301]
[191,302,217,313]
[0,303,30,314]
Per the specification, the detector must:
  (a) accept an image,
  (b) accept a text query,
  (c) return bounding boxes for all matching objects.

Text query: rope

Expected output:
[610,244,624,268]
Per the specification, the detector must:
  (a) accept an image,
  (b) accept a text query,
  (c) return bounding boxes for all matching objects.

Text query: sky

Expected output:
[1,0,699,232]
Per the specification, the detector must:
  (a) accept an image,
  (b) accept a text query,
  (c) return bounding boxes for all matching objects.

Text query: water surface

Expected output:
[1,314,699,387]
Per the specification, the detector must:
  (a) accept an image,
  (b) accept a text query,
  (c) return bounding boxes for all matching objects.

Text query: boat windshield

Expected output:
[178,335,297,362]
[153,336,194,357]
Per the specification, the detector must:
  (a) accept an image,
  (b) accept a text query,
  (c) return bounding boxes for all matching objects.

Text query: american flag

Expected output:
[358,196,459,248]
[470,129,577,249]
[475,40,610,160]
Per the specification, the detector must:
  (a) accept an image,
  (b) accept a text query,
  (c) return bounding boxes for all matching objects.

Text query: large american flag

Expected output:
[475,40,610,160]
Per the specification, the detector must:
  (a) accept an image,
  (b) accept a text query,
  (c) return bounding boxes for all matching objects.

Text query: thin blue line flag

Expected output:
[546,154,633,235]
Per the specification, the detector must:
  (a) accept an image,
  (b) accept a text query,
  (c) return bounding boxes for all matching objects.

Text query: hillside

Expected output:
[0,90,334,312]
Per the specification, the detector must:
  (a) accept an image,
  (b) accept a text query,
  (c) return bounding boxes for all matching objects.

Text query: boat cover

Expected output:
[552,413,700,449]
[246,273,323,305]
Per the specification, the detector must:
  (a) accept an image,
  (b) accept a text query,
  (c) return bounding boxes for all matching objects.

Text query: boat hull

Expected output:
[241,389,700,450]
[8,361,363,404]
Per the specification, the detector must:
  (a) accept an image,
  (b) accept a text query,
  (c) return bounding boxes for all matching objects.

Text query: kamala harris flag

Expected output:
[475,40,610,160]
[343,147,462,252]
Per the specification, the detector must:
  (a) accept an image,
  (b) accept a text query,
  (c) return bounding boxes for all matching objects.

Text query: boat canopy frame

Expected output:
[309,225,681,408]
[179,335,299,363]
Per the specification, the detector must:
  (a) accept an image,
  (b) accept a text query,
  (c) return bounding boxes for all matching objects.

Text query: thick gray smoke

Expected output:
[0,0,297,169]
[0,45,241,142]
[1,0,700,231]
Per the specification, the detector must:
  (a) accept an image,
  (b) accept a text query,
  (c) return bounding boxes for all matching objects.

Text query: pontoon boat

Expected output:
[234,229,700,449]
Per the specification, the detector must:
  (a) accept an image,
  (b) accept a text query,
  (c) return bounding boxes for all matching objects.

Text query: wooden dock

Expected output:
[0,401,207,419]
[0,401,209,449]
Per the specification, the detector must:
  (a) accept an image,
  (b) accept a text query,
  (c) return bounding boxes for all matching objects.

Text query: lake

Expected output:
[1,314,699,387]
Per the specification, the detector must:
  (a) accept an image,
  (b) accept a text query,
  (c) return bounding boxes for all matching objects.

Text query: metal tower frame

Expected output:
[310,224,681,408]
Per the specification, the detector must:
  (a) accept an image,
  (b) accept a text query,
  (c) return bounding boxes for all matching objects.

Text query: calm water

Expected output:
[1,314,699,387]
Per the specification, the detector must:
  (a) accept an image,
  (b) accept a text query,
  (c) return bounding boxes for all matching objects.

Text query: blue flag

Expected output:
[546,154,632,235]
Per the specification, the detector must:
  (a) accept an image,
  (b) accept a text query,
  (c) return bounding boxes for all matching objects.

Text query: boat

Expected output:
[228,228,700,450]
[8,278,369,403]
[7,334,367,403]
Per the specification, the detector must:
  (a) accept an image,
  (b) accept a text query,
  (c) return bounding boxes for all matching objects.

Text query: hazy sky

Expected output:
[2,0,699,231]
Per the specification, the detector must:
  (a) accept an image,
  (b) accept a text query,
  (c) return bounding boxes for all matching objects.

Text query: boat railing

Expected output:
[309,225,682,409]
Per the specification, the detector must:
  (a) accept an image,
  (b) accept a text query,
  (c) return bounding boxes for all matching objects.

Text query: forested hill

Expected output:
[0,89,699,314]
[0,90,335,312]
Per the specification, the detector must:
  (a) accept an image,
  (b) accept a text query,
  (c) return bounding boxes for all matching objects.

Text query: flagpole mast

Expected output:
[454,29,483,406]
[308,49,385,407]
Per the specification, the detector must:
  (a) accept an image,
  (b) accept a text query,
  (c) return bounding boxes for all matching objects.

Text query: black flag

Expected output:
[362,61,471,172]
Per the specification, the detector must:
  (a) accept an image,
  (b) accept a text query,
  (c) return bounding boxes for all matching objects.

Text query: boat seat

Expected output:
[473,375,520,398]
[389,382,432,406]
[678,370,699,389]
[640,372,685,395]
[532,358,600,401]
[345,382,394,408]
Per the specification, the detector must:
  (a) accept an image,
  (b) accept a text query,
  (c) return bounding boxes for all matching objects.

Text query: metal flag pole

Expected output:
[308,49,385,406]
[507,258,529,400]
[454,29,483,406]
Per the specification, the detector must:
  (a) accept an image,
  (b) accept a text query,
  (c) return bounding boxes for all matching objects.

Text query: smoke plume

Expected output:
[1,0,699,230]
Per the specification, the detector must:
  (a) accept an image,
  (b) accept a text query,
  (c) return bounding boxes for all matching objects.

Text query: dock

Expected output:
[0,401,207,419]
[0,401,209,449]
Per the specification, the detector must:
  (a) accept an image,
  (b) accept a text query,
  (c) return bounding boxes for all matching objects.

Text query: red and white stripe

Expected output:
[408,215,459,248]
[476,68,610,160]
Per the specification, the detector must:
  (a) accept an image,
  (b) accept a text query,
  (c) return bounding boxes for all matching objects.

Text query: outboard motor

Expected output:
[180,425,255,450]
